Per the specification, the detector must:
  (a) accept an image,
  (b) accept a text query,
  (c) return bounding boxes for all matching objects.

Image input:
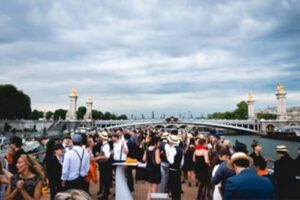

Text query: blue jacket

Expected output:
[211,160,235,186]
[224,168,274,200]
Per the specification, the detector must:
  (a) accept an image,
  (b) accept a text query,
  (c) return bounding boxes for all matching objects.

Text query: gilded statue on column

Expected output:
[87,96,93,103]
[247,92,253,101]
[277,83,284,94]
[70,88,77,96]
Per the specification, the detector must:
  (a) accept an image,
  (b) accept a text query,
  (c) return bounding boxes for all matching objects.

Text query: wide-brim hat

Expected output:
[168,135,180,145]
[99,131,108,140]
[227,152,253,169]
[161,132,169,139]
[196,134,205,139]
[276,145,288,152]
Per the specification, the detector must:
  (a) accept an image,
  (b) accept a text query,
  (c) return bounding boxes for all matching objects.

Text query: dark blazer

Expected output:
[46,156,62,187]
[274,154,297,198]
[224,168,274,200]
[127,139,138,159]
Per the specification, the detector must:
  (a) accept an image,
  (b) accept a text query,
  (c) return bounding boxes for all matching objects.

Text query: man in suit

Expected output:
[224,152,274,200]
[47,143,64,200]
[274,145,297,199]
[167,134,184,200]
[96,131,112,200]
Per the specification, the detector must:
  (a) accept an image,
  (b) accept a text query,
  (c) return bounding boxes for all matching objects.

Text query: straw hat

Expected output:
[196,134,205,140]
[99,131,108,140]
[168,135,180,145]
[161,132,169,140]
[276,145,288,152]
[227,152,253,169]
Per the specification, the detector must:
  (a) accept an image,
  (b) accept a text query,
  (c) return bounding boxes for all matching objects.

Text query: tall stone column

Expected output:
[84,96,93,121]
[247,92,255,120]
[276,83,287,120]
[66,88,78,121]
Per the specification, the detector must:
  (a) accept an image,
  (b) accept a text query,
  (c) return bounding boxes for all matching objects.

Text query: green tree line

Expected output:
[0,84,127,120]
[0,85,31,119]
[207,101,277,120]
[43,108,127,120]
[207,101,248,119]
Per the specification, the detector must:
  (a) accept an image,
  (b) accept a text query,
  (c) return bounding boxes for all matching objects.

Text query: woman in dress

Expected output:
[143,134,161,200]
[184,136,195,187]
[85,138,98,193]
[193,136,210,200]
[5,154,45,200]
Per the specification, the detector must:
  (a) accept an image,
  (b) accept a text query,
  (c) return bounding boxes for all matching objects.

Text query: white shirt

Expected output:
[166,145,184,168]
[113,140,128,161]
[63,143,73,152]
[61,145,90,181]
[101,142,111,159]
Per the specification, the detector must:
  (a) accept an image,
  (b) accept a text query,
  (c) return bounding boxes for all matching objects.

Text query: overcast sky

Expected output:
[1,0,300,118]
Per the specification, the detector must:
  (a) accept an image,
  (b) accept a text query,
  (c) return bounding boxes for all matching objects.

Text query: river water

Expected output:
[225,134,299,162]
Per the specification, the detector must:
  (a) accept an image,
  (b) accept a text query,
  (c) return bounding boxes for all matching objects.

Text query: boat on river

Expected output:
[261,126,300,142]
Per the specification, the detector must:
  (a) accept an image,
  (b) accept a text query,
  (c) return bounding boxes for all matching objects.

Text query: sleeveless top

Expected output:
[146,147,160,170]
[146,147,161,183]
[169,146,183,170]
[10,174,41,200]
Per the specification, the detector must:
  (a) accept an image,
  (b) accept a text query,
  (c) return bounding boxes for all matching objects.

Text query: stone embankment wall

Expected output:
[0,120,53,132]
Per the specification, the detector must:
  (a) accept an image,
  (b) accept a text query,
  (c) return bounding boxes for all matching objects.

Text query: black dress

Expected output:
[146,147,161,184]
[185,145,195,171]
[10,174,41,200]
[194,155,209,182]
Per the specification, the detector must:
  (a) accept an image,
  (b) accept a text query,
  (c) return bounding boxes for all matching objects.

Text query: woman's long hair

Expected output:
[20,154,46,180]
[55,189,93,200]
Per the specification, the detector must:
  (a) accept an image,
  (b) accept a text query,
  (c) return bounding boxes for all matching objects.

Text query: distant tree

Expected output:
[77,106,87,119]
[30,109,44,120]
[46,111,54,120]
[92,110,103,120]
[257,112,277,120]
[207,101,248,120]
[54,109,67,120]
[103,112,112,120]
[233,101,248,119]
[117,114,128,120]
[0,84,31,119]
[110,113,117,120]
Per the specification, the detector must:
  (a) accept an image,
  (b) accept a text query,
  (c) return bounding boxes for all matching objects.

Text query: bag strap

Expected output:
[73,148,84,175]
[119,142,123,161]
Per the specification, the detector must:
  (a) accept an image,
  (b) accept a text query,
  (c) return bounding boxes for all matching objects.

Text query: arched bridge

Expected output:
[95,119,259,134]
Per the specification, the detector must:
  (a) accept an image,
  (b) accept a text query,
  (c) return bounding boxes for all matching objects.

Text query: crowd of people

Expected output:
[0,127,299,200]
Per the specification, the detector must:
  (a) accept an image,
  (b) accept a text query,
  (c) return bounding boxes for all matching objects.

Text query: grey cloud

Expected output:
[0,0,300,115]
